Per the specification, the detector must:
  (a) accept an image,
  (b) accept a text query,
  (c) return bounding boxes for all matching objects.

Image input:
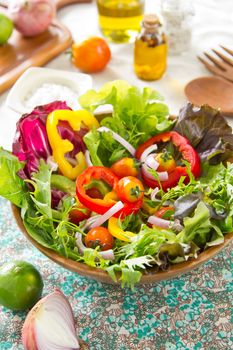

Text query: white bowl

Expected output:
[5,67,93,114]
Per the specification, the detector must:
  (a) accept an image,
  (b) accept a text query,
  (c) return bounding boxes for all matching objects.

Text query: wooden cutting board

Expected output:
[0,0,93,94]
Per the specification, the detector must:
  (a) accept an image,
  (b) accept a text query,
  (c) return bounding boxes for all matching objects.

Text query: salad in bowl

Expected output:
[1,80,233,288]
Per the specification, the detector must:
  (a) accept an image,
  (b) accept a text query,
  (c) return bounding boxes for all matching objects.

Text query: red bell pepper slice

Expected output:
[76,166,142,217]
[136,131,201,190]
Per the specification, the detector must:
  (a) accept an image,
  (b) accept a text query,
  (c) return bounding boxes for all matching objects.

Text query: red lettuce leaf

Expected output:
[174,103,233,163]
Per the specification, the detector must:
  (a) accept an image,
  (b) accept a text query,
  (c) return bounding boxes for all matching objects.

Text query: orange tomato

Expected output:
[111,157,139,178]
[72,37,111,73]
[85,227,114,251]
[116,176,144,203]
[155,150,176,173]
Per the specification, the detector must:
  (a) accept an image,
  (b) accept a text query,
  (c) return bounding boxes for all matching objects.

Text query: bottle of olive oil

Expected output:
[97,0,144,43]
[134,14,167,80]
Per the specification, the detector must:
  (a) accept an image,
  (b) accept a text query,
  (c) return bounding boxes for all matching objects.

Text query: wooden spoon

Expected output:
[184,76,233,117]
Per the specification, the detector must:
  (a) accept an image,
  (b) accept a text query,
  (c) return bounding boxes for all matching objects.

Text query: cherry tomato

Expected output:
[155,149,176,173]
[85,227,114,251]
[155,206,174,219]
[69,200,91,225]
[111,157,139,178]
[72,37,111,73]
[116,176,144,203]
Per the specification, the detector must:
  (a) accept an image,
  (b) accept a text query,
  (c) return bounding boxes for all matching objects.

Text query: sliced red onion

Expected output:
[46,156,58,171]
[148,215,173,228]
[145,154,159,170]
[75,232,88,255]
[157,171,169,181]
[140,144,158,163]
[98,126,136,156]
[82,215,100,231]
[9,0,55,38]
[22,289,80,350]
[142,166,169,182]
[142,165,155,181]
[98,250,115,260]
[75,233,115,261]
[75,232,87,255]
[85,150,93,167]
[151,187,160,201]
[66,157,77,166]
[90,201,124,229]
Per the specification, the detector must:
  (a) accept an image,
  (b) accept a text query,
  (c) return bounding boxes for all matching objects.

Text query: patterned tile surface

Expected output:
[0,198,232,350]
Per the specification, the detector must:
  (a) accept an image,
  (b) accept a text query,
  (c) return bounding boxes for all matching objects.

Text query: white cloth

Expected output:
[0,0,233,150]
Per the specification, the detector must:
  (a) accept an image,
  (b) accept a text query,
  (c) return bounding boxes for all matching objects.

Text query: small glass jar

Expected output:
[134,14,167,81]
[97,0,145,43]
[161,0,195,55]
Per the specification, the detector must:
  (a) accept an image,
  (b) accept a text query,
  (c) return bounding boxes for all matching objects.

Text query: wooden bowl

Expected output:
[12,205,233,284]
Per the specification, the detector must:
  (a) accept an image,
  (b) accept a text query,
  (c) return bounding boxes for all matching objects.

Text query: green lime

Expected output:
[0,261,44,311]
[0,13,13,45]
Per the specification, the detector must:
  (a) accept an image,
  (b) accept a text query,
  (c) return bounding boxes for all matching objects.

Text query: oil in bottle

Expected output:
[97,0,144,43]
[134,14,167,80]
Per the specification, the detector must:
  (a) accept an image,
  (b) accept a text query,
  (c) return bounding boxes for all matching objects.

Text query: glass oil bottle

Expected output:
[134,14,167,80]
[97,0,144,43]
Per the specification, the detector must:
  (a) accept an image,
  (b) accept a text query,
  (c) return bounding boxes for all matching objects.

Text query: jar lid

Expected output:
[142,14,160,28]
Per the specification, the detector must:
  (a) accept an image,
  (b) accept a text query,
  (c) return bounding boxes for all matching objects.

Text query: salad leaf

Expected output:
[174,193,203,221]
[174,103,233,163]
[205,224,224,247]
[119,224,177,259]
[78,80,130,110]
[176,201,211,246]
[106,264,142,289]
[158,242,199,264]
[80,80,172,166]
[0,148,26,207]
[121,255,155,270]
[23,215,54,248]
[106,255,154,289]
[50,175,76,196]
[84,128,112,166]
[29,160,53,219]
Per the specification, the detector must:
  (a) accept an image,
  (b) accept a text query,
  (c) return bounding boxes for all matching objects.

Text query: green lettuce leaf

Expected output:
[80,80,172,166]
[205,224,224,247]
[29,160,53,219]
[106,255,154,289]
[84,127,129,167]
[78,80,130,111]
[0,148,26,207]
[176,201,211,246]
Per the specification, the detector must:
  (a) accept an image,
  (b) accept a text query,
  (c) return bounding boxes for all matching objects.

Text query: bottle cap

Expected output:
[143,14,160,28]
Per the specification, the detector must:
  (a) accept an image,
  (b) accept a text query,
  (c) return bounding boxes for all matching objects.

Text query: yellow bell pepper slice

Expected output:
[46,110,99,180]
[103,191,118,204]
[108,217,136,242]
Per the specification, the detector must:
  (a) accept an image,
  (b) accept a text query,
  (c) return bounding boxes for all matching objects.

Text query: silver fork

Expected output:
[198,46,233,83]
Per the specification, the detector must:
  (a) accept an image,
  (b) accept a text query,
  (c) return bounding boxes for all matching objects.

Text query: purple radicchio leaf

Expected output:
[12,101,88,207]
